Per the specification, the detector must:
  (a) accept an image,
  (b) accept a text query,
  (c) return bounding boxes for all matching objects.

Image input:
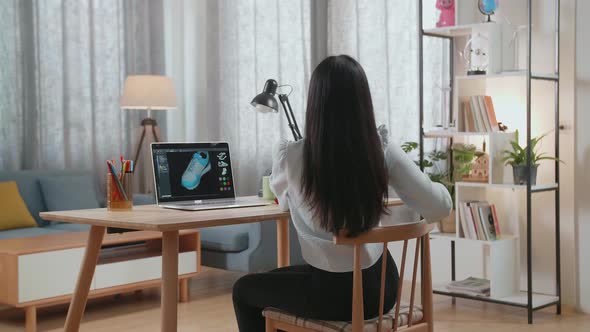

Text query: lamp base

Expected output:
[467,70,487,76]
[134,117,161,164]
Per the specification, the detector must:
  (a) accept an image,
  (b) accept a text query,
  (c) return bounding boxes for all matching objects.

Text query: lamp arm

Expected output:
[278,94,303,141]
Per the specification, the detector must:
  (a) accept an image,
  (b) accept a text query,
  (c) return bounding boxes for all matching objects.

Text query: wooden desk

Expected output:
[40,197,403,332]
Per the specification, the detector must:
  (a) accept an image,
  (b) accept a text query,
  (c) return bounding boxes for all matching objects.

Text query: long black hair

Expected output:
[302,55,388,237]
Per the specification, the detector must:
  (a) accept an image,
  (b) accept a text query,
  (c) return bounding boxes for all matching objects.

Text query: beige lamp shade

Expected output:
[120,75,177,110]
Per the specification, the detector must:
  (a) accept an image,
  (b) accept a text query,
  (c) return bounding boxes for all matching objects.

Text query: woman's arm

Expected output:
[385,144,452,222]
[269,140,290,211]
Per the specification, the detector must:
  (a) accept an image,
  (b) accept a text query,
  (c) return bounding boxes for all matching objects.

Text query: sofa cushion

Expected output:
[0,171,48,226]
[39,175,100,211]
[46,223,91,232]
[0,170,97,226]
[0,182,38,231]
[199,224,250,253]
[0,227,67,240]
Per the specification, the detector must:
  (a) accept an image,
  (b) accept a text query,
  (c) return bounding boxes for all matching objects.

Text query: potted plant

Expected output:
[402,142,481,233]
[400,142,449,186]
[501,130,560,185]
[401,142,478,233]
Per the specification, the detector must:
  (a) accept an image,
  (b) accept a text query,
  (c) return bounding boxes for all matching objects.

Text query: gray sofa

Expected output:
[0,170,303,273]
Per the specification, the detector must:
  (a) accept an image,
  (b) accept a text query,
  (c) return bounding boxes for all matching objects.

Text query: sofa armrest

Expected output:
[133,193,156,206]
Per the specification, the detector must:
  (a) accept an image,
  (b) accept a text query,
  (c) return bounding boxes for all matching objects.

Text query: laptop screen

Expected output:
[151,142,236,203]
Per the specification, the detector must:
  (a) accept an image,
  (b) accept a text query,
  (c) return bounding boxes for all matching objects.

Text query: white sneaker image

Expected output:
[181,151,211,190]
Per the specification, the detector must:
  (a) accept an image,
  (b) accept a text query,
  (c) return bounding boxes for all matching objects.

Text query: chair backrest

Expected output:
[333,222,434,332]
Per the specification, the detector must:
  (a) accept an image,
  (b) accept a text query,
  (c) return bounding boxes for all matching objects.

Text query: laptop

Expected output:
[151,142,273,211]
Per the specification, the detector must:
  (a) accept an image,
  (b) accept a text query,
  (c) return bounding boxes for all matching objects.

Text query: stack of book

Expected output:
[460,95,500,132]
[458,200,501,241]
[446,277,490,297]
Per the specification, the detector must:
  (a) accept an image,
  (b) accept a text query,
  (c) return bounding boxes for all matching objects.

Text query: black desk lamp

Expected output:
[251,79,303,141]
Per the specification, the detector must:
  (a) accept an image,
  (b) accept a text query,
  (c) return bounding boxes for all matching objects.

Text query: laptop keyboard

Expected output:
[176,199,236,206]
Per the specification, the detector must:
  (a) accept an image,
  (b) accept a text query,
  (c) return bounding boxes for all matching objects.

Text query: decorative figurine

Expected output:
[462,33,489,75]
[436,0,455,28]
[509,25,527,71]
[465,153,490,183]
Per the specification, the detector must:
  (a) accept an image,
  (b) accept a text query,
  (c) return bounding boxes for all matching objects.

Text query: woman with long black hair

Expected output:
[232,55,452,332]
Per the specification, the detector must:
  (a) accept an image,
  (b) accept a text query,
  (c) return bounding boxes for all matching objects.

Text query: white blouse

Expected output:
[270,139,452,272]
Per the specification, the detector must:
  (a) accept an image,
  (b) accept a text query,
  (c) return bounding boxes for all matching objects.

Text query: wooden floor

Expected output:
[0,267,588,331]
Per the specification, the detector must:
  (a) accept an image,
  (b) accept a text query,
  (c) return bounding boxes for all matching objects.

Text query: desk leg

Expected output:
[277,217,290,268]
[162,231,179,332]
[64,226,105,332]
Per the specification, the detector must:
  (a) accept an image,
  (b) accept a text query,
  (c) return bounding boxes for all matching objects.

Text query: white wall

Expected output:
[574,0,590,313]
[559,0,577,310]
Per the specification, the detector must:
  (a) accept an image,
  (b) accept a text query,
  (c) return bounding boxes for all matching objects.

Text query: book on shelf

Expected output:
[461,96,500,133]
[458,202,475,239]
[491,205,501,237]
[446,277,490,297]
[458,200,501,241]
[484,96,500,131]
[471,203,486,240]
[480,203,497,240]
[476,96,492,132]
[476,204,489,240]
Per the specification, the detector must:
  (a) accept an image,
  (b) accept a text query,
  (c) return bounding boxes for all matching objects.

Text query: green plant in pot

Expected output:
[501,130,560,185]
[400,142,450,189]
[402,142,478,233]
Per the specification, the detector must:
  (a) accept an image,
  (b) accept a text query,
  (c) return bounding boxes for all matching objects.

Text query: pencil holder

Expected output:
[107,172,133,211]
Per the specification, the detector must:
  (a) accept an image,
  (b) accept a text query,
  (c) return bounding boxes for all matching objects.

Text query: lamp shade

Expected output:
[250,79,279,113]
[120,75,177,110]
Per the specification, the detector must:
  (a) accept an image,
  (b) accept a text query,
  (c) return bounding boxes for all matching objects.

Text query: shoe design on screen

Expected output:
[181,151,211,190]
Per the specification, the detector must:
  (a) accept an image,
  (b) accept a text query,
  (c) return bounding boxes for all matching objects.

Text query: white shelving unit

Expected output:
[456,181,558,192]
[455,70,527,80]
[423,22,497,38]
[418,0,561,324]
[432,285,559,308]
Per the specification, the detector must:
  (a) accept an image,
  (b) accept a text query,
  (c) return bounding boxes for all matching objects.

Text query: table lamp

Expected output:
[120,75,177,164]
[251,79,302,141]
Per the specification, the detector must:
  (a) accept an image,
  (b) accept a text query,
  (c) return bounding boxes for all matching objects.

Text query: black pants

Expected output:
[232,252,399,332]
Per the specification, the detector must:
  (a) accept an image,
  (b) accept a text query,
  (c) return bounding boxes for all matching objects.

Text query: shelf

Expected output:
[423,129,514,138]
[430,232,517,246]
[422,22,499,38]
[453,71,558,81]
[455,182,559,192]
[455,71,527,80]
[531,73,559,82]
[433,284,559,309]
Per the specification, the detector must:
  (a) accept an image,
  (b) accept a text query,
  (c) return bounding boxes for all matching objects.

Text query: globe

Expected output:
[478,0,498,22]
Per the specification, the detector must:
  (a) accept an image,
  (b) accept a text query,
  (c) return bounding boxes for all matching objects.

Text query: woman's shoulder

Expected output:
[272,139,304,161]
[384,142,406,164]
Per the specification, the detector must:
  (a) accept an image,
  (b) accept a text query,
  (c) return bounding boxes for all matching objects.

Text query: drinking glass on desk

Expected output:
[107,172,133,211]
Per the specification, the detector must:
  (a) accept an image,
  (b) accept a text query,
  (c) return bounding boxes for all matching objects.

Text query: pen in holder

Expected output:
[107,172,133,211]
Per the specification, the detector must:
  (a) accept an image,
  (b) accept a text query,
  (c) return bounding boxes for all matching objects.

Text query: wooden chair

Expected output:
[263,222,434,332]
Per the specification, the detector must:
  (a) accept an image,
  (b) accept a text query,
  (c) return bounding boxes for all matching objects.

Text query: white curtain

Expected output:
[165,0,314,196]
[165,0,445,196]
[0,0,164,192]
[1,0,445,196]
[327,0,447,145]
